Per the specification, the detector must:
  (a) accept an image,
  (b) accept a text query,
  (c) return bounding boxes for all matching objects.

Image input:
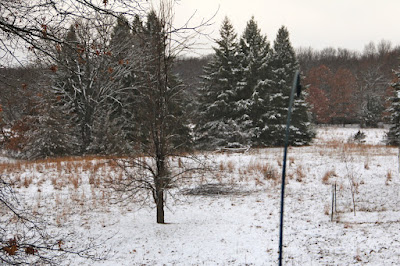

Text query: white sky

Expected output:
[172,0,400,55]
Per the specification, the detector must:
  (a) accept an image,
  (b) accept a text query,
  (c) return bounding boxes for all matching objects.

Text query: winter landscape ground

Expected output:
[1,126,400,265]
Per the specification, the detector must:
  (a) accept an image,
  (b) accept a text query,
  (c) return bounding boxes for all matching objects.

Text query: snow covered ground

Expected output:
[1,126,400,265]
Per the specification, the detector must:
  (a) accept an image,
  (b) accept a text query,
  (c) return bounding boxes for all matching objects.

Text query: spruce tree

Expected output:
[268,26,314,146]
[94,15,136,154]
[196,17,246,149]
[237,16,273,146]
[387,67,400,145]
[22,91,78,159]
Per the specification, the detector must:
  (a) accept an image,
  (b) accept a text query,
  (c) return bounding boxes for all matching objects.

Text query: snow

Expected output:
[315,126,388,145]
[2,126,400,265]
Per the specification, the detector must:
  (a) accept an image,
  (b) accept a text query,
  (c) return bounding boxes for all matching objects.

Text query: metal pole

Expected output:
[278,70,300,266]
[331,184,334,222]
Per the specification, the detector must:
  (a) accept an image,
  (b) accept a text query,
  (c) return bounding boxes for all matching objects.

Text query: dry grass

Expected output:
[245,160,279,182]
[70,175,80,189]
[316,139,395,157]
[226,160,235,173]
[295,165,305,182]
[219,161,225,171]
[263,164,278,181]
[386,170,392,185]
[322,170,336,185]
[364,160,370,170]
[23,176,33,188]
[324,204,330,216]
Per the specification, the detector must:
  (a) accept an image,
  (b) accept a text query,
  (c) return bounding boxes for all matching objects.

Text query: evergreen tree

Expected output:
[196,17,246,149]
[110,15,132,61]
[268,26,314,145]
[387,67,400,145]
[237,16,273,146]
[361,95,384,128]
[22,91,78,159]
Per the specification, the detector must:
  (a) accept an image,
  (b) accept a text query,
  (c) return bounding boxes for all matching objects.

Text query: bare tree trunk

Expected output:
[156,189,164,224]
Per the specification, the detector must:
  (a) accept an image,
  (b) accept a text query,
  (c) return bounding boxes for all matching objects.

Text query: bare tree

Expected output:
[109,1,209,224]
[0,0,150,66]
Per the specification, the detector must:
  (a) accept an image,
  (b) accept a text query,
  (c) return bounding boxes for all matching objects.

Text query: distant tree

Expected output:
[296,46,318,74]
[0,67,42,152]
[195,17,245,149]
[21,89,78,159]
[330,68,357,124]
[173,56,211,122]
[386,67,400,145]
[305,65,333,123]
[90,15,136,154]
[356,64,387,127]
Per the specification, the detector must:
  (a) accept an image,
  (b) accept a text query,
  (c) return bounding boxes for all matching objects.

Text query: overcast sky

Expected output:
[173,0,400,55]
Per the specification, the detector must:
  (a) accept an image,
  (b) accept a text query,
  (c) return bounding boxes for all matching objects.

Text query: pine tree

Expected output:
[22,91,78,159]
[361,95,384,127]
[268,26,314,145]
[237,16,273,146]
[196,17,246,149]
[387,67,400,145]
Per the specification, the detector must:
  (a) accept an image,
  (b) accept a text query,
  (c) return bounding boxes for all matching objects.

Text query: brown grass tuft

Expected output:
[226,160,235,173]
[386,170,392,185]
[23,176,33,188]
[322,170,336,185]
[295,165,305,182]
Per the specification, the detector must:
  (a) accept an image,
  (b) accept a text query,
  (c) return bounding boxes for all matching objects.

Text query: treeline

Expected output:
[2,13,400,159]
[0,15,316,159]
[175,40,400,128]
[298,41,400,126]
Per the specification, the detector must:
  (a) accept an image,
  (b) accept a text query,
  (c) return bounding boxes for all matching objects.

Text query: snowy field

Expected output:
[1,126,400,265]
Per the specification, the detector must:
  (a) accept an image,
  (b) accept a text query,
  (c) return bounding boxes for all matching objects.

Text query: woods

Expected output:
[2,1,400,265]
[1,0,400,234]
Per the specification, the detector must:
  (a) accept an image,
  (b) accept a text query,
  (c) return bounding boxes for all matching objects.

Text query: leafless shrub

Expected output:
[341,148,358,216]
